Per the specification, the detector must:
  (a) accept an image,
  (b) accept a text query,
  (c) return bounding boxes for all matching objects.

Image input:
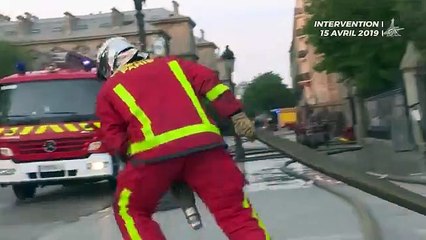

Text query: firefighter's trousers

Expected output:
[113,147,271,240]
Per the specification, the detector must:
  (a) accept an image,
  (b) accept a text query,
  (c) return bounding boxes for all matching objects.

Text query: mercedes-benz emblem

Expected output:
[43,140,57,153]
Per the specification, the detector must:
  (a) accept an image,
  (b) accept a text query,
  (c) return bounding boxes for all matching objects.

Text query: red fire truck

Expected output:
[0,52,121,200]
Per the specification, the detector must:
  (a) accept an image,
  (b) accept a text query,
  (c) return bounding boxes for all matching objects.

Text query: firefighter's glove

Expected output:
[231,112,255,141]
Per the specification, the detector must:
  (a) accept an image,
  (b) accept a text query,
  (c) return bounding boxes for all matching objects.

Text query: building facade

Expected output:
[0,1,220,71]
[290,0,347,107]
[290,0,352,135]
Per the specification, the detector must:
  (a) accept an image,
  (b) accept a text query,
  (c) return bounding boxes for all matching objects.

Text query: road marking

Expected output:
[286,162,342,185]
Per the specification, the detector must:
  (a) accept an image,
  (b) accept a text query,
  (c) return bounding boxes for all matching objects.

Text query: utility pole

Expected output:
[134,0,147,51]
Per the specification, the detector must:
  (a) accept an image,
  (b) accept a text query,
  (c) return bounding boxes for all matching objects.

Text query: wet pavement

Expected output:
[1,136,426,239]
[0,182,114,240]
[17,156,362,240]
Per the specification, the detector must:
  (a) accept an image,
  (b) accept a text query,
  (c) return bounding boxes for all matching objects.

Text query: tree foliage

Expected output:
[0,41,31,78]
[242,72,297,118]
[395,0,426,57]
[303,0,426,97]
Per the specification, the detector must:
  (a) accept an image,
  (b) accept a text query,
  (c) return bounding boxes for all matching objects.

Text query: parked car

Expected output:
[295,122,330,148]
[254,114,278,131]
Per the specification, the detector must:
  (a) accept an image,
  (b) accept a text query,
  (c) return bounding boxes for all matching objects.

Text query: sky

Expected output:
[1,0,295,86]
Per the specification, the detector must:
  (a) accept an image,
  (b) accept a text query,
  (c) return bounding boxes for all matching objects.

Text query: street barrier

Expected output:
[255,129,426,216]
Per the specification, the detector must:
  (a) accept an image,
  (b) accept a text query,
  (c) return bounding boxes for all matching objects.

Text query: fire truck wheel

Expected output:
[12,184,36,200]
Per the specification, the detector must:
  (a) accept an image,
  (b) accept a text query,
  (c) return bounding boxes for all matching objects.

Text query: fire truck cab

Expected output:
[0,52,121,200]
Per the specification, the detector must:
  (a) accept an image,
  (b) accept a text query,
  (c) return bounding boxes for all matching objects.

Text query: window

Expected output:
[296,72,312,81]
[74,24,88,30]
[295,7,304,15]
[52,27,63,32]
[150,15,161,20]
[122,20,134,26]
[51,47,66,53]
[99,22,111,28]
[298,50,308,58]
[0,79,104,125]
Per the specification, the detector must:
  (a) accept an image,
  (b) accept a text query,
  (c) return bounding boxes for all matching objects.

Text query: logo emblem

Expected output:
[43,140,57,153]
[383,18,404,37]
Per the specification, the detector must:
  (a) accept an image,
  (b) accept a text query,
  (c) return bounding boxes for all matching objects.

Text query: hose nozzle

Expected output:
[184,207,203,230]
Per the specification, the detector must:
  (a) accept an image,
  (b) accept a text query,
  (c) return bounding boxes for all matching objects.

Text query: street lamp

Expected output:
[220,46,246,162]
[133,0,147,51]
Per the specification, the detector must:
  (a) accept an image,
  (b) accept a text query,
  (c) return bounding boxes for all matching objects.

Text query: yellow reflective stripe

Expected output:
[113,84,154,139]
[36,125,65,134]
[79,123,94,131]
[49,124,64,133]
[129,123,220,155]
[93,122,101,128]
[206,84,230,101]
[35,126,47,134]
[0,123,99,135]
[20,126,34,135]
[118,188,142,240]
[4,127,19,136]
[116,60,223,156]
[0,123,102,135]
[168,60,210,124]
[64,123,79,132]
[242,195,271,240]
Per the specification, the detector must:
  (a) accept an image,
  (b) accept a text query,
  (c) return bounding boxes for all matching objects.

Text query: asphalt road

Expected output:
[0,182,114,240]
[1,137,426,239]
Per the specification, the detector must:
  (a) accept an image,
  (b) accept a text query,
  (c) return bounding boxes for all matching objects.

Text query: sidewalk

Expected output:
[275,132,426,185]
[327,138,426,184]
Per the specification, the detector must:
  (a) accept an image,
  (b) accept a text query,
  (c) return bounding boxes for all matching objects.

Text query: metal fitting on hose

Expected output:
[184,206,203,230]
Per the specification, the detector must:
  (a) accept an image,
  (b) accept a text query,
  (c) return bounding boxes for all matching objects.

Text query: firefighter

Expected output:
[95,37,271,240]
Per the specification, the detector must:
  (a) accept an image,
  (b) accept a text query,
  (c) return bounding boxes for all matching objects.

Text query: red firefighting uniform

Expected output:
[96,56,271,240]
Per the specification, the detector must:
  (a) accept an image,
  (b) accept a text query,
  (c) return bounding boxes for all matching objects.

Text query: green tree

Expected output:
[395,0,426,57]
[304,0,407,97]
[242,72,297,118]
[0,41,30,78]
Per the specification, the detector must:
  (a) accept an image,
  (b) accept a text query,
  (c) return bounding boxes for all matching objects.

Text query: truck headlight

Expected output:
[87,161,109,170]
[0,148,13,157]
[88,141,102,151]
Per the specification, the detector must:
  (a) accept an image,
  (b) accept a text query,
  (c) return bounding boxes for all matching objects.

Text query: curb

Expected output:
[282,163,383,240]
[388,175,426,185]
[322,145,363,155]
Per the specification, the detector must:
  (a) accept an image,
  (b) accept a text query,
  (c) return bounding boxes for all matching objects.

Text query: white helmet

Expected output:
[96,37,148,79]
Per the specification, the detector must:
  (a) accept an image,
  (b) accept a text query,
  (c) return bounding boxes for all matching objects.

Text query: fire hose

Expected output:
[255,129,426,216]
[172,129,426,231]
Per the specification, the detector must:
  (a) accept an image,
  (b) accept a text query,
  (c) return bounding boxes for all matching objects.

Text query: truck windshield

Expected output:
[0,79,104,125]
